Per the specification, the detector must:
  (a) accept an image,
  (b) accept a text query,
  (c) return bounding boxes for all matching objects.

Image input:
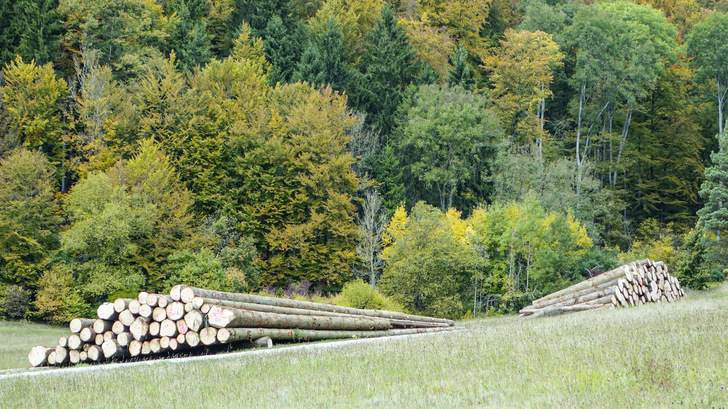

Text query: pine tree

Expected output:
[697,136,728,242]
[447,44,475,91]
[0,0,61,66]
[264,16,300,85]
[292,17,350,92]
[351,5,420,135]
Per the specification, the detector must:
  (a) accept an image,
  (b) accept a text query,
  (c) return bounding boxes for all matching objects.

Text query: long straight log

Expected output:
[195,297,449,328]
[523,278,621,312]
[216,326,456,344]
[207,305,392,331]
[29,346,53,367]
[521,287,616,314]
[178,286,453,325]
[69,318,95,333]
[531,260,648,305]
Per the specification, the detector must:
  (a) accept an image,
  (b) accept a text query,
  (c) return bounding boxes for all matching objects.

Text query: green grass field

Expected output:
[1,286,727,408]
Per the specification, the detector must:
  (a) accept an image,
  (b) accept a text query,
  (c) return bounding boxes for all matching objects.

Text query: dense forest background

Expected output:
[1,0,727,321]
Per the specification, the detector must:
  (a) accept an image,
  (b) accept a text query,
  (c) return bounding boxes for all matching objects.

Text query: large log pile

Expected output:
[519,259,685,319]
[28,285,455,368]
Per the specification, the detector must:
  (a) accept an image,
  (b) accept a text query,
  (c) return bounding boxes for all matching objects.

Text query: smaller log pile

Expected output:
[519,259,685,319]
[28,285,455,368]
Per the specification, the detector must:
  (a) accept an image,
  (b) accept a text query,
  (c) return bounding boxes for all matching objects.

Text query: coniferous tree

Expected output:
[447,44,475,91]
[167,0,213,71]
[264,16,300,85]
[4,0,62,66]
[351,5,420,134]
[697,137,728,242]
[292,17,350,92]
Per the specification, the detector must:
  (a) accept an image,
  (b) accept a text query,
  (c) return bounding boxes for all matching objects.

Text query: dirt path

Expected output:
[0,328,464,381]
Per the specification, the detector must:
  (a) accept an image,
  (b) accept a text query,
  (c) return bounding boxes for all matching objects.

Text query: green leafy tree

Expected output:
[394,84,503,212]
[687,12,728,140]
[162,249,226,290]
[1,57,68,161]
[351,5,421,134]
[0,149,61,291]
[379,203,483,318]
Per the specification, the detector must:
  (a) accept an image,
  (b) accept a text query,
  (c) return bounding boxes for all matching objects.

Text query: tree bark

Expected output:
[207,305,392,331]
[216,326,455,344]
[179,286,453,325]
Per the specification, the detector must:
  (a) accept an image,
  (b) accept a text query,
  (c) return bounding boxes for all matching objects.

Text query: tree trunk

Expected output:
[160,319,178,338]
[119,309,136,327]
[179,286,453,325]
[28,346,53,367]
[216,326,455,344]
[200,327,218,346]
[93,319,113,334]
[69,318,95,333]
[113,298,133,313]
[207,305,392,331]
[97,302,118,321]
[184,309,204,332]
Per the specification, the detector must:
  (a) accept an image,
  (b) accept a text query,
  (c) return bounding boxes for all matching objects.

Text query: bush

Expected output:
[333,280,404,312]
[2,285,31,319]
[163,249,227,291]
[35,265,90,324]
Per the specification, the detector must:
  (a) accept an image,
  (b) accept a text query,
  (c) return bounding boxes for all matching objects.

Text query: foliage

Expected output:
[379,202,484,318]
[447,44,475,91]
[0,149,61,291]
[292,17,351,92]
[393,84,503,212]
[162,249,227,291]
[2,285,31,320]
[332,279,403,311]
[34,265,90,324]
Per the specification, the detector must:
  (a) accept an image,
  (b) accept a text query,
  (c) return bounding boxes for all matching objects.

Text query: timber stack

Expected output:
[28,285,455,368]
[519,259,685,319]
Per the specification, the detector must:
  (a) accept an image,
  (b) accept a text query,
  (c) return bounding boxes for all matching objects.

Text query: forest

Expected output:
[0,0,727,321]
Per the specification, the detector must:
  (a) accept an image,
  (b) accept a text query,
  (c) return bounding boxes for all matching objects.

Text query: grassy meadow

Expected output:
[0,321,67,373]
[1,286,728,408]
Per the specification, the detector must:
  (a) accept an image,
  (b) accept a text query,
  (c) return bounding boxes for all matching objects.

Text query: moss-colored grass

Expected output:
[0,321,67,372]
[1,287,728,407]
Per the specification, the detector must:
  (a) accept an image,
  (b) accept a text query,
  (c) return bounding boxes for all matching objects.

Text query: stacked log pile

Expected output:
[29,285,455,368]
[519,259,685,319]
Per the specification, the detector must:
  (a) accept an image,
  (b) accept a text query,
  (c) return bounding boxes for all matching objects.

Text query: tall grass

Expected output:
[1,286,727,407]
[0,321,66,372]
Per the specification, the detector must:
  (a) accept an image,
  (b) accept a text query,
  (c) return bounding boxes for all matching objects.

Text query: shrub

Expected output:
[35,265,90,324]
[2,285,31,319]
[333,280,404,312]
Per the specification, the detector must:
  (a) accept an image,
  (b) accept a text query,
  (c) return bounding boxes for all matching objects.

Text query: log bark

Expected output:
[28,346,53,367]
[207,305,392,331]
[200,327,218,346]
[254,336,273,348]
[179,286,454,325]
[530,260,647,305]
[69,318,95,333]
[216,326,455,343]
